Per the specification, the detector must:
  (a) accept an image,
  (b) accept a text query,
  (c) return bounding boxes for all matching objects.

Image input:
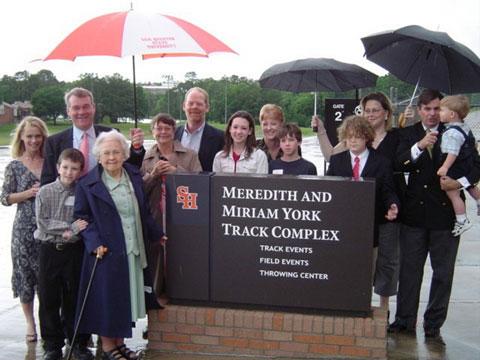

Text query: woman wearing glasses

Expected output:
[141,114,202,306]
[312,92,403,323]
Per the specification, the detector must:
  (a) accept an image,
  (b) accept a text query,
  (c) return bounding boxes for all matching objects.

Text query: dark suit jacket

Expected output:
[41,124,145,185]
[327,149,399,246]
[395,122,480,230]
[175,122,225,172]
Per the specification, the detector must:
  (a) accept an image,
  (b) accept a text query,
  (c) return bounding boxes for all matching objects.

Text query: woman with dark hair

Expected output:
[1,116,48,342]
[141,113,201,308]
[142,113,202,181]
[213,110,268,174]
[312,92,403,320]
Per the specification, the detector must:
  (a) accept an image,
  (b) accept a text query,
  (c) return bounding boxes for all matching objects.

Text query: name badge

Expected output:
[64,196,75,206]
[272,169,284,175]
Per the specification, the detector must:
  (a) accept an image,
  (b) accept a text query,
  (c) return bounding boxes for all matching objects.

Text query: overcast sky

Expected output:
[2,0,479,85]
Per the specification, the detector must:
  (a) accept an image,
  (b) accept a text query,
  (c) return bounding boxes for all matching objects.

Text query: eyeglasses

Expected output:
[153,126,173,132]
[363,108,382,115]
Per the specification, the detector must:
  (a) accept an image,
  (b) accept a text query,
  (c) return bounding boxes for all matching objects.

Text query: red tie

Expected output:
[353,156,360,180]
[80,132,89,174]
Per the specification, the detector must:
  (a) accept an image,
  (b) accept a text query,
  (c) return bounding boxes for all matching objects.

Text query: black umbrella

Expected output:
[259,58,378,115]
[361,25,480,96]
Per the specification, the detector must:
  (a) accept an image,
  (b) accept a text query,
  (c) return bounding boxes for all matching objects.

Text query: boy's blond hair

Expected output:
[440,95,470,120]
[337,116,375,147]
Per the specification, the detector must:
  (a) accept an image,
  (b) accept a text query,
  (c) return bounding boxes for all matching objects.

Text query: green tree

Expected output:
[184,71,198,82]
[31,86,65,124]
[144,90,162,117]
[0,70,62,104]
[0,73,29,103]
[0,84,9,102]
[152,97,168,116]
[28,70,60,92]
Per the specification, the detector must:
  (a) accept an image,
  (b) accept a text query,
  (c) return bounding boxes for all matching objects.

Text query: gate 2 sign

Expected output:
[210,173,375,313]
[324,99,361,147]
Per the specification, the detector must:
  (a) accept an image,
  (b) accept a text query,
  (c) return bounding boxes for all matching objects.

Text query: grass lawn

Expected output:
[0,120,314,146]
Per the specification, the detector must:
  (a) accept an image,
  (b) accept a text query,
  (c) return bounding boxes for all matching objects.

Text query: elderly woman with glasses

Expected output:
[74,130,165,360]
[312,91,404,322]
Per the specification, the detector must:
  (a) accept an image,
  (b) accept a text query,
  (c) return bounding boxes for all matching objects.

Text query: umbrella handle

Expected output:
[312,92,318,133]
[409,79,420,106]
[408,53,429,106]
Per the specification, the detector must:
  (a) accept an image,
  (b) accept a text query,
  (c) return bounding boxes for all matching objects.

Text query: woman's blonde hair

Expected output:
[259,104,285,123]
[11,116,48,158]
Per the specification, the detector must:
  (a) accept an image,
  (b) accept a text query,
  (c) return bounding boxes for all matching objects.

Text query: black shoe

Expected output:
[73,344,95,360]
[43,349,62,360]
[424,327,440,338]
[142,326,148,340]
[103,347,127,360]
[387,320,416,334]
[117,344,139,360]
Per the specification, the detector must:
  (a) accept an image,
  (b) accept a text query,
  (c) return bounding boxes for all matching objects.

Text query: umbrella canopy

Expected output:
[44,11,237,60]
[43,10,237,125]
[259,58,378,93]
[361,25,480,95]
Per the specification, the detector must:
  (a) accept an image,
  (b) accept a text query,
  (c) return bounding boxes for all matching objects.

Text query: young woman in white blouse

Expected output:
[213,110,268,174]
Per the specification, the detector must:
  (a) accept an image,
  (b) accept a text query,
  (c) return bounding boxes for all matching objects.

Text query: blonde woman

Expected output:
[256,104,285,161]
[1,116,48,342]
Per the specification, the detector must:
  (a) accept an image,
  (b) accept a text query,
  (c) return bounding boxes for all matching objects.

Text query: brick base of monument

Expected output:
[147,305,388,359]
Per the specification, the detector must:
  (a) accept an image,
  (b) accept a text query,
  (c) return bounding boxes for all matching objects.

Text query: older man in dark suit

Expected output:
[389,89,480,338]
[41,87,145,185]
[174,87,224,172]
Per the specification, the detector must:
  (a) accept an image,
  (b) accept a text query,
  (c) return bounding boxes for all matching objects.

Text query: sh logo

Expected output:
[176,186,199,210]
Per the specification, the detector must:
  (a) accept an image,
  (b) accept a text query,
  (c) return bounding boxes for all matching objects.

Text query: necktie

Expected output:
[353,156,360,180]
[426,129,433,158]
[80,132,89,174]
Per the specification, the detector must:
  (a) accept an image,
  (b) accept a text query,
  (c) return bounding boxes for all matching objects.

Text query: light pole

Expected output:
[162,75,173,114]
[224,76,228,124]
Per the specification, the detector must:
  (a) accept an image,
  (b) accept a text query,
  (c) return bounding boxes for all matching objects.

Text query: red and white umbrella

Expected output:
[44,11,236,60]
[43,10,237,125]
